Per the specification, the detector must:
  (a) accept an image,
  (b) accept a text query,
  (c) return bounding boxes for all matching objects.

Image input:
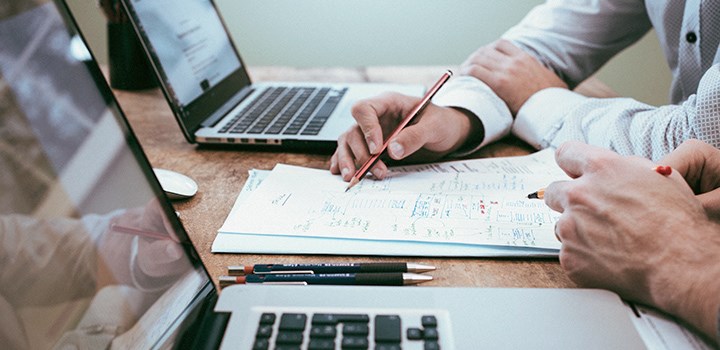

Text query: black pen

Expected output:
[218,273,432,287]
[227,262,436,275]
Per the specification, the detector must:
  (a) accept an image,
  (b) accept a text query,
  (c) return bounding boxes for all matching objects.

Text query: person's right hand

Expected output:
[660,139,720,220]
[330,92,481,181]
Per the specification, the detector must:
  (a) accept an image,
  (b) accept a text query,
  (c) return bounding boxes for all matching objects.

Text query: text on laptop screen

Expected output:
[0,2,210,349]
[130,0,241,107]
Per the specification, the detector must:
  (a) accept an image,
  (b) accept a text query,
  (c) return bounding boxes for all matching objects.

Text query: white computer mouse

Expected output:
[153,168,198,199]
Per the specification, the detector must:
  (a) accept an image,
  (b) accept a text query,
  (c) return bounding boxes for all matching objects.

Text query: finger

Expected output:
[383,105,460,160]
[697,189,720,220]
[338,127,390,180]
[543,180,572,213]
[335,129,363,180]
[351,93,417,154]
[493,39,525,56]
[460,62,493,81]
[137,240,185,277]
[463,49,508,75]
[554,214,577,247]
[553,141,614,178]
[660,139,720,192]
[329,150,341,174]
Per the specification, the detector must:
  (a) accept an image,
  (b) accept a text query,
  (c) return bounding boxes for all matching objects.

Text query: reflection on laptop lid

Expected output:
[0,2,220,349]
[119,0,425,150]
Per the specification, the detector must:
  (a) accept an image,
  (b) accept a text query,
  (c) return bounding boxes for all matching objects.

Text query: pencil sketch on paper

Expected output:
[219,150,568,250]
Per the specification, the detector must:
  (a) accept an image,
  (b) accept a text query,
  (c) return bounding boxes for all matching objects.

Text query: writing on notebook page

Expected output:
[220,150,567,250]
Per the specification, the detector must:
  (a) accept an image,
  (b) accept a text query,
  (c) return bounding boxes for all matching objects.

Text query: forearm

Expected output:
[0,215,98,306]
[656,250,720,344]
[513,80,720,160]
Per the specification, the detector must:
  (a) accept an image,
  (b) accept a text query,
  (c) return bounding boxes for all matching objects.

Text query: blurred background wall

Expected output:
[66,0,671,105]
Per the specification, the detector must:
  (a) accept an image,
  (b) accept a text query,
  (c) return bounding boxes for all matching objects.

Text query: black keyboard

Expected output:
[219,86,347,136]
[252,312,441,350]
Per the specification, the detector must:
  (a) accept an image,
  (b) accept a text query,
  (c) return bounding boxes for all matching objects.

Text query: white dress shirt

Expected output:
[432,0,720,161]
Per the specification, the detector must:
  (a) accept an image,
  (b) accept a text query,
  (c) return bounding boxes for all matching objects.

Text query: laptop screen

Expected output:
[0,1,213,349]
[127,0,240,107]
[122,0,253,135]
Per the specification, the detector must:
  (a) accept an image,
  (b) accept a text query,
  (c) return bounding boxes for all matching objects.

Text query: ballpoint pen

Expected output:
[345,70,453,191]
[218,273,432,287]
[228,262,436,275]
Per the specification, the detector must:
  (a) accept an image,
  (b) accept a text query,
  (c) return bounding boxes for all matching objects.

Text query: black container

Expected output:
[108,21,157,90]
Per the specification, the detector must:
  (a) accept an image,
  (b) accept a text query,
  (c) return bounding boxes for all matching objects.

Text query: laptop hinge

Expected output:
[201,86,255,128]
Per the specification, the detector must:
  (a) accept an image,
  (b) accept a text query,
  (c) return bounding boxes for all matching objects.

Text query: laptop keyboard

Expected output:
[252,312,442,350]
[219,86,347,136]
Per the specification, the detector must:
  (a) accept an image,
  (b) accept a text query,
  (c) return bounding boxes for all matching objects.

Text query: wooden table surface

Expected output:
[113,66,616,290]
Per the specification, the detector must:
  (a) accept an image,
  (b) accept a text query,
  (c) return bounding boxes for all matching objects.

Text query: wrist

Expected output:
[650,221,720,342]
[448,107,484,155]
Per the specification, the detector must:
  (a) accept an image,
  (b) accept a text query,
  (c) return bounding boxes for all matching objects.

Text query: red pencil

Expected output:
[345,70,453,191]
[110,223,171,240]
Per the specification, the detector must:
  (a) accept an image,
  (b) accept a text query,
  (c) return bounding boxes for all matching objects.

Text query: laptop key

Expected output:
[376,344,401,350]
[310,325,337,338]
[279,313,307,331]
[424,341,441,350]
[276,331,303,344]
[421,315,437,328]
[342,323,369,336]
[255,324,273,338]
[259,313,276,324]
[374,315,401,343]
[252,338,269,350]
[308,338,335,350]
[312,314,370,325]
[407,327,423,340]
[341,336,368,349]
[423,327,439,340]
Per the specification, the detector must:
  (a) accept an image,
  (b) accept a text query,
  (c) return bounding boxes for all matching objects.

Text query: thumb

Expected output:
[136,240,187,277]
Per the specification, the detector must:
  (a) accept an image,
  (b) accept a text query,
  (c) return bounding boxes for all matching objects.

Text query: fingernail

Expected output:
[341,167,351,177]
[367,140,377,154]
[389,142,404,158]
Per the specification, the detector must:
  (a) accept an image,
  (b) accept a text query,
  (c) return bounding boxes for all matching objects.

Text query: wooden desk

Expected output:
[114,66,616,290]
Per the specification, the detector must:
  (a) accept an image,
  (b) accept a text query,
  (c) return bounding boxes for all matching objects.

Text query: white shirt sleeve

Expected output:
[514,64,720,161]
[502,0,652,87]
[432,75,512,155]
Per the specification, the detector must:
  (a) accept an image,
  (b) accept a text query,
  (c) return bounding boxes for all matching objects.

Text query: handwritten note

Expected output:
[219,150,567,250]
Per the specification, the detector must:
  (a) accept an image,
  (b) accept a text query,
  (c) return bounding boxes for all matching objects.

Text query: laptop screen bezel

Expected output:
[119,0,253,143]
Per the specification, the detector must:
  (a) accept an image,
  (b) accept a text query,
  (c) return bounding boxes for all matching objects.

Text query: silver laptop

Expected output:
[0,2,655,349]
[119,0,424,150]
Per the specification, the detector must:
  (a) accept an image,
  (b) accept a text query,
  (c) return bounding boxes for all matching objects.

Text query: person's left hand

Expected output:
[660,139,720,221]
[460,39,568,115]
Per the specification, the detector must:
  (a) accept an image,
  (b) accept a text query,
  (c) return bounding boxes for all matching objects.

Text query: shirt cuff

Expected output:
[432,76,512,155]
[513,87,588,149]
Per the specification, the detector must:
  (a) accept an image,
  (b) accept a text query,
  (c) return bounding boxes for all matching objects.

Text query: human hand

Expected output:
[660,139,720,220]
[543,141,720,342]
[460,39,567,115]
[98,200,190,290]
[330,92,481,181]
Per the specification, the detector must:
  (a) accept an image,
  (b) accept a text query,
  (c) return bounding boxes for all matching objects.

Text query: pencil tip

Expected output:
[527,192,538,199]
[345,177,359,192]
